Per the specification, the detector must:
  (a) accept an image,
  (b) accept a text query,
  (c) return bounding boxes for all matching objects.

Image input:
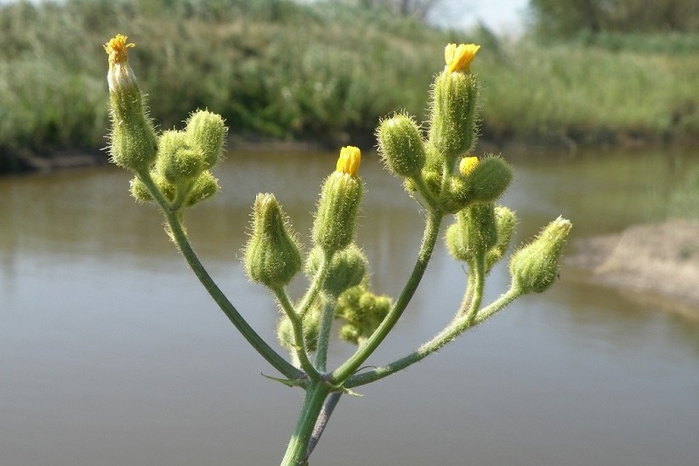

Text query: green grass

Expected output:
[1,0,698,172]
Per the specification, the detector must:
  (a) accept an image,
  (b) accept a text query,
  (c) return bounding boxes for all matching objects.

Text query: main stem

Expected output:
[280,382,332,466]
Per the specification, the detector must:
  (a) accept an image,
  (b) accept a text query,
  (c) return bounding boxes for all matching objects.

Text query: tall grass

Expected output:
[1,0,698,171]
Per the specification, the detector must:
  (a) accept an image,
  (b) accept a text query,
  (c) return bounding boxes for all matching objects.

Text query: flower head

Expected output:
[104,34,137,93]
[445,43,481,74]
[459,156,479,176]
[336,146,361,177]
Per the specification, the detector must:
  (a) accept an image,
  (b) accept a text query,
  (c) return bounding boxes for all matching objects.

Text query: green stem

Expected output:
[314,294,337,372]
[330,209,443,384]
[463,253,485,325]
[136,170,302,381]
[346,286,522,388]
[280,382,332,466]
[298,254,332,318]
[273,287,320,380]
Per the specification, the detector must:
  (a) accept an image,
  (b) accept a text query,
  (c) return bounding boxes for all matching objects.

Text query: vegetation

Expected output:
[1,0,698,172]
[528,0,699,37]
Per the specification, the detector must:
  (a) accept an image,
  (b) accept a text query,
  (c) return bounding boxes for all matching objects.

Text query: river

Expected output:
[1,147,698,465]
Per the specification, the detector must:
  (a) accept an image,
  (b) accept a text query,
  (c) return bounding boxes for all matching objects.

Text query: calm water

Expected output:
[1,148,698,466]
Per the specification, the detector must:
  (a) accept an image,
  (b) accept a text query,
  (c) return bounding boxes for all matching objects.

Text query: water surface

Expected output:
[1,148,698,465]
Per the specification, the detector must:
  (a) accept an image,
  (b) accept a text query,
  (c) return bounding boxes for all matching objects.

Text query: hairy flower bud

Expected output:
[485,206,517,271]
[244,194,302,288]
[445,202,498,264]
[104,34,157,172]
[306,245,368,298]
[157,130,203,184]
[510,217,572,294]
[312,148,363,255]
[186,110,227,170]
[428,45,480,166]
[377,114,426,178]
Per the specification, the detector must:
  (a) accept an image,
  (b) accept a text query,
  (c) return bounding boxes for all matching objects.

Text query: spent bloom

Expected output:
[445,43,481,74]
[336,146,361,177]
[104,34,137,93]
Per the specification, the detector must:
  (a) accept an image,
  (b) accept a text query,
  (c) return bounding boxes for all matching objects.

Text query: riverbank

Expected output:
[567,220,699,319]
[2,0,699,173]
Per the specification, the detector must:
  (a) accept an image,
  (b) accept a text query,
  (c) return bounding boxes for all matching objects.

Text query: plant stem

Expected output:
[273,287,320,379]
[330,209,443,384]
[314,294,337,372]
[345,286,522,388]
[280,382,332,466]
[137,170,302,381]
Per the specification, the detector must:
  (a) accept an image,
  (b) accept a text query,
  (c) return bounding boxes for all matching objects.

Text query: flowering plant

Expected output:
[104,34,571,465]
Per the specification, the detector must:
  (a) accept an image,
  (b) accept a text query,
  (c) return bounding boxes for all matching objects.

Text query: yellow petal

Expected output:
[445,43,480,74]
[459,156,479,176]
[336,146,361,177]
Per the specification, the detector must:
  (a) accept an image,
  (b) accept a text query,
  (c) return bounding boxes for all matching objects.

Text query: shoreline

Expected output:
[566,219,699,320]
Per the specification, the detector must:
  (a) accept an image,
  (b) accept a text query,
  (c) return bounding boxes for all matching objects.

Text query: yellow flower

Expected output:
[459,156,479,176]
[445,43,481,74]
[104,34,137,93]
[336,146,361,177]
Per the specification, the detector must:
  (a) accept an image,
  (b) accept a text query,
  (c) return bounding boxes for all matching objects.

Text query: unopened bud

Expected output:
[445,202,497,263]
[244,193,302,288]
[485,206,517,271]
[306,244,368,298]
[377,114,426,178]
[157,130,203,184]
[509,217,572,294]
[185,171,220,207]
[186,110,227,169]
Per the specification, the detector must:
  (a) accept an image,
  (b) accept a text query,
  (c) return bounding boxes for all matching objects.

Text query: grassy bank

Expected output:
[1,0,698,172]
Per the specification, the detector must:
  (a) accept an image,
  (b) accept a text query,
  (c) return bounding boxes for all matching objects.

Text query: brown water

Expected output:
[1,148,698,466]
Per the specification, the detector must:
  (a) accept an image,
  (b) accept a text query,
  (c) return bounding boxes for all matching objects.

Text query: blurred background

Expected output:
[1,1,698,465]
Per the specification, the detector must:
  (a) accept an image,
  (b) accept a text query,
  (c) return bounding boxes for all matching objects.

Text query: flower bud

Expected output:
[186,110,227,169]
[312,148,363,255]
[243,193,302,288]
[485,206,517,272]
[377,114,426,178]
[185,171,220,207]
[467,156,513,203]
[157,130,203,184]
[445,202,498,264]
[428,59,479,165]
[104,34,157,172]
[336,287,391,345]
[509,217,572,294]
[306,244,368,298]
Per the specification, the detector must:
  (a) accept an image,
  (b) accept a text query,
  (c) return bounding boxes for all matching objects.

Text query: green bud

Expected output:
[185,171,220,207]
[305,245,368,298]
[336,287,391,345]
[377,114,426,178]
[186,110,227,169]
[129,176,152,202]
[277,310,321,354]
[156,131,203,184]
[428,70,479,166]
[445,202,498,263]
[243,193,302,288]
[485,206,517,272]
[152,172,177,203]
[108,90,158,172]
[312,172,363,255]
[467,156,513,203]
[509,217,572,294]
